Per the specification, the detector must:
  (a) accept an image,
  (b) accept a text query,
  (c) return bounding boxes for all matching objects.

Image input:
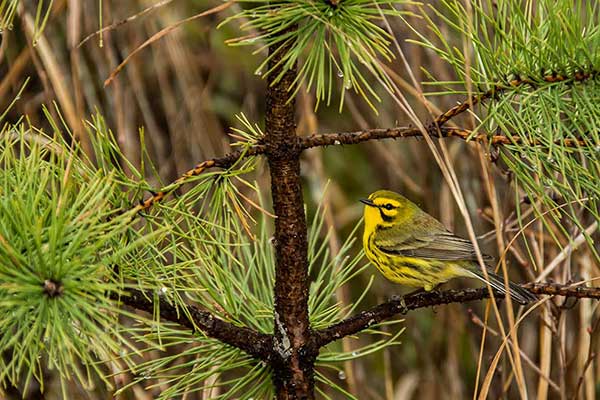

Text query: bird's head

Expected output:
[360,190,417,230]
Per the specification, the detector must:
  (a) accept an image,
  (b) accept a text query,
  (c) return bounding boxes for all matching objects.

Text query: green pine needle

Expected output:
[0,125,142,392]
[117,181,401,399]
[222,0,412,112]
[408,0,600,257]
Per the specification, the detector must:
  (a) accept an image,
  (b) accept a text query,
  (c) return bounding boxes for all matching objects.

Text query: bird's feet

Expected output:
[389,295,407,313]
[405,284,442,297]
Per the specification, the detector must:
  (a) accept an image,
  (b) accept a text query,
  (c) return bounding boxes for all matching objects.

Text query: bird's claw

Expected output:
[389,295,407,312]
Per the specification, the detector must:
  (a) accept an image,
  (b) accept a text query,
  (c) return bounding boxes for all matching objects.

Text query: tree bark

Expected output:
[264,39,316,399]
[116,289,273,360]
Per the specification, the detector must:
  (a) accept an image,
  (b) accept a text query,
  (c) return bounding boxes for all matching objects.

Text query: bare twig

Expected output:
[133,124,588,214]
[536,221,599,282]
[571,352,596,400]
[570,315,600,400]
[314,283,600,348]
[78,0,174,48]
[435,70,599,126]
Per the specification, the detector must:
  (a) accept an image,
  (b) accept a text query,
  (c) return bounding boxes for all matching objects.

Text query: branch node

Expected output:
[43,279,63,297]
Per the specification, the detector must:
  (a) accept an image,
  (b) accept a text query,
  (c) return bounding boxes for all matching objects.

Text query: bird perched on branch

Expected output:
[361,190,536,305]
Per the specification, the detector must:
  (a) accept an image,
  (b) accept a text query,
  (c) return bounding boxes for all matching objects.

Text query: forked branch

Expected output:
[134,124,589,213]
[116,282,600,361]
[130,63,600,213]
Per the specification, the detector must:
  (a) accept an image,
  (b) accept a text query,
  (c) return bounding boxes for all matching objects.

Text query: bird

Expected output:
[361,189,536,305]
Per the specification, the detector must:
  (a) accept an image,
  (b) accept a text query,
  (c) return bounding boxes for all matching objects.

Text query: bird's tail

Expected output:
[468,267,536,305]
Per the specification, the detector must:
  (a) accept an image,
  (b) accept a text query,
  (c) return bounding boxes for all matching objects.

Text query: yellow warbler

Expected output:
[361,190,535,304]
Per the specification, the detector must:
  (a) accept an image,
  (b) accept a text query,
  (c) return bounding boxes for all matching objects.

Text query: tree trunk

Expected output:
[264,37,316,399]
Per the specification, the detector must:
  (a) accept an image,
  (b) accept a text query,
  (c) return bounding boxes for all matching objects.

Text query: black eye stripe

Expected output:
[379,209,393,222]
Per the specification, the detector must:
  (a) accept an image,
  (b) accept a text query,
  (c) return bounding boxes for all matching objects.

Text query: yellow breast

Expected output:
[363,230,466,291]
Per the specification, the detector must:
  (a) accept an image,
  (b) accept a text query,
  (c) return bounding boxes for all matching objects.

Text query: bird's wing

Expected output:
[374,216,493,262]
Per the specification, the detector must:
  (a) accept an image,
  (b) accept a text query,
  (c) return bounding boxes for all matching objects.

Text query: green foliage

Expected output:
[410,0,600,257]
[223,0,411,112]
[230,113,265,147]
[0,122,143,395]
[412,0,598,87]
[97,117,399,399]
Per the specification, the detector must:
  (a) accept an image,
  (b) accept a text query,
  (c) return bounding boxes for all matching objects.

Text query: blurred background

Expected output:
[1,1,598,399]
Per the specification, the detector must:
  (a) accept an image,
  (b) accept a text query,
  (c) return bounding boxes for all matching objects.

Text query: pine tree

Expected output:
[0,1,598,399]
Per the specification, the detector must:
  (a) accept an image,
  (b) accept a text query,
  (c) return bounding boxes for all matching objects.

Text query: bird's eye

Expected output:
[384,203,394,210]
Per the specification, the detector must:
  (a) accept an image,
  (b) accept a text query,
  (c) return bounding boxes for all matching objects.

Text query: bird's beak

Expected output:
[360,198,376,207]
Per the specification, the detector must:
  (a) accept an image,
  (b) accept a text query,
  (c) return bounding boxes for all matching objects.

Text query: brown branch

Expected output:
[300,127,588,149]
[129,67,599,215]
[526,282,600,299]
[313,283,600,348]
[435,89,498,126]
[133,124,589,214]
[434,69,598,126]
[115,288,273,361]
[133,146,266,213]
[103,2,233,87]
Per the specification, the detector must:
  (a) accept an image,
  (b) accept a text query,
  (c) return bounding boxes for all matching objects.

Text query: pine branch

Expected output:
[130,67,598,216]
[134,146,266,212]
[300,127,589,148]
[313,282,600,348]
[116,289,273,360]
[114,282,600,365]
[434,69,598,126]
[134,123,591,213]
